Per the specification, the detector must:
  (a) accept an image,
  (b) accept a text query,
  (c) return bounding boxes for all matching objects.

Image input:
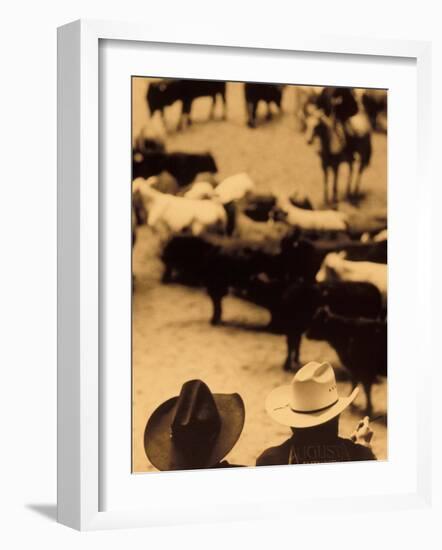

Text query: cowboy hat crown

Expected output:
[266,361,359,428]
[171,380,221,454]
[290,361,339,413]
[144,379,245,470]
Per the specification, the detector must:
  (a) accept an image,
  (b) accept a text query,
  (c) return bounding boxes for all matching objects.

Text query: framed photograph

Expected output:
[57,19,432,530]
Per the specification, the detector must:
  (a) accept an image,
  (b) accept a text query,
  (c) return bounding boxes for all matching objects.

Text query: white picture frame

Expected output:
[57,19,432,531]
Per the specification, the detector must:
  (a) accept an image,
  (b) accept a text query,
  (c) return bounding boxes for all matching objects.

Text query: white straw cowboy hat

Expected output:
[266,361,359,428]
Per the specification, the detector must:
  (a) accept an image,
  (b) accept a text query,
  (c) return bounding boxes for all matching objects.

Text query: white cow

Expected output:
[133,177,226,236]
[276,197,348,232]
[316,251,387,306]
[214,173,256,204]
[183,181,216,200]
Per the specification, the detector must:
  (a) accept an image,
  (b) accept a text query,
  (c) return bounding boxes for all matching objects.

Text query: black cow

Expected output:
[161,232,292,288]
[244,83,283,128]
[160,233,384,374]
[160,230,376,303]
[146,79,227,130]
[307,307,387,415]
[237,279,383,371]
[161,232,386,306]
[275,235,386,289]
[161,229,302,291]
[133,151,217,186]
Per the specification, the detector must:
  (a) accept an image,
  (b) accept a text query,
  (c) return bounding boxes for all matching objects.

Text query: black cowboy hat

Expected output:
[144,380,245,471]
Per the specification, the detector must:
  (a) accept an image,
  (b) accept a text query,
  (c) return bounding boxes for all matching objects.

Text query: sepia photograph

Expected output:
[131,77,387,473]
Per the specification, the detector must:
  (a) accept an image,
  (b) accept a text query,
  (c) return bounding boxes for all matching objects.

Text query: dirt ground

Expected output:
[132,78,388,473]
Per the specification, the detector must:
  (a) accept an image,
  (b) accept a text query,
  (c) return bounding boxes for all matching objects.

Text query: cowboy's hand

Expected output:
[350,416,373,448]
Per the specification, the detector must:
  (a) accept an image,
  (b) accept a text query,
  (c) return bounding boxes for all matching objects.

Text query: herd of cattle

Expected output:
[132,81,388,416]
[139,80,386,205]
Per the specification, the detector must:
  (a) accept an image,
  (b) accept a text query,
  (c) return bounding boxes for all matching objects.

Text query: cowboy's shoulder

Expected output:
[256,439,292,467]
[340,438,377,461]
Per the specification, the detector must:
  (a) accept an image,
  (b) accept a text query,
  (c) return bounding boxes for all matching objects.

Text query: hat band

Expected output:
[290,398,339,414]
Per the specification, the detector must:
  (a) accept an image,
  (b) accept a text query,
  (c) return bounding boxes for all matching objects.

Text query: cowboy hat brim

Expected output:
[265,385,359,428]
[144,393,245,471]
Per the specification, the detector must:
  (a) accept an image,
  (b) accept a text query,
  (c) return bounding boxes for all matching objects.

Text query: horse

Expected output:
[305,109,372,205]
